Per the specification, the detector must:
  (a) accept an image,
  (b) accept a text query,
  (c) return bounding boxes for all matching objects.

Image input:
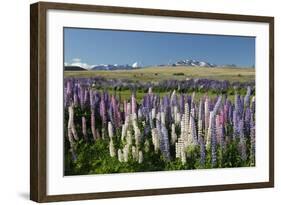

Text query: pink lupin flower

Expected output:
[99,95,106,126]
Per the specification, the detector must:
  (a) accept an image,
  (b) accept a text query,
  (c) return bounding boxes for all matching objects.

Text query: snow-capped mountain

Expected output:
[91,62,140,70]
[172,59,217,67]
[64,59,234,71]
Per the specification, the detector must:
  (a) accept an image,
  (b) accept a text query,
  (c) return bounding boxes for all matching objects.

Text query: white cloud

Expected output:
[64,58,94,69]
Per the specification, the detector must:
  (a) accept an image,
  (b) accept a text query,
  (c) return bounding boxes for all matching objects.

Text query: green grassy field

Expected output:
[110,89,241,104]
[64,66,255,83]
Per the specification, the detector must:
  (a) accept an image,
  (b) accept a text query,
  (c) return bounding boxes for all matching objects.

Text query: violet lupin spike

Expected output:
[160,124,171,161]
[238,120,247,161]
[198,120,205,167]
[99,95,106,126]
[90,108,97,140]
[210,112,217,167]
[250,114,256,165]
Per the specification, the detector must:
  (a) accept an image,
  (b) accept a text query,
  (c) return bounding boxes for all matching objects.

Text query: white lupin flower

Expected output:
[144,139,150,153]
[138,108,143,118]
[108,121,114,139]
[134,127,141,146]
[151,108,156,119]
[184,103,190,138]
[109,140,116,157]
[205,98,210,134]
[127,102,131,115]
[176,136,185,160]
[181,149,186,165]
[132,146,138,161]
[175,142,181,158]
[161,111,165,125]
[118,149,123,162]
[187,115,197,145]
[138,151,143,164]
[121,124,126,141]
[152,128,160,152]
[176,112,181,125]
[126,130,132,145]
[132,113,137,121]
[123,144,129,162]
[173,106,178,121]
[206,111,214,146]
[156,112,161,121]
[101,128,105,140]
[68,104,79,141]
[171,123,177,145]
[191,92,195,104]
[180,119,186,145]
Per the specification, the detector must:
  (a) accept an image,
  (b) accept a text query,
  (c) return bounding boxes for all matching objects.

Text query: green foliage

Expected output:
[64,136,254,175]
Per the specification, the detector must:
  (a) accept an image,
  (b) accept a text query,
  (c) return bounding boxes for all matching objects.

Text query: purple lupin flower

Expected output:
[179,94,185,114]
[244,107,251,136]
[64,79,73,107]
[238,120,247,161]
[233,110,239,139]
[160,124,171,161]
[99,95,106,126]
[215,114,221,145]
[78,84,85,109]
[190,114,198,145]
[251,96,256,117]
[83,89,89,108]
[66,80,72,96]
[90,108,97,140]
[250,114,255,165]
[89,89,94,108]
[210,112,217,167]
[213,95,222,115]
[199,135,206,166]
[108,103,114,128]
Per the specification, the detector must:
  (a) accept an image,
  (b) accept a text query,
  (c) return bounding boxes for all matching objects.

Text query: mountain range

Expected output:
[64,59,236,71]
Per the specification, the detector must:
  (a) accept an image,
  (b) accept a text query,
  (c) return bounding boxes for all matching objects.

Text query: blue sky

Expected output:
[64,27,255,68]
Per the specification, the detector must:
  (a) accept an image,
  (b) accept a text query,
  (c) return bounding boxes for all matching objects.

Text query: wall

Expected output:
[0,0,279,204]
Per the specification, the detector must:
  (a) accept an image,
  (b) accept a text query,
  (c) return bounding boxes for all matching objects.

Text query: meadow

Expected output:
[64,66,255,175]
[64,66,255,83]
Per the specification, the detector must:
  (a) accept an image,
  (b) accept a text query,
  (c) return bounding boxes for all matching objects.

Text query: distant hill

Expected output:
[64,66,86,71]
[64,59,241,71]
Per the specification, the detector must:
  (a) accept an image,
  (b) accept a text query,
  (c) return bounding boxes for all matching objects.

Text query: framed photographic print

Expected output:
[30,1,274,202]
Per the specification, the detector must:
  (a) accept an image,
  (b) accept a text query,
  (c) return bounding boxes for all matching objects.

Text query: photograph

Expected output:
[63,28,256,175]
